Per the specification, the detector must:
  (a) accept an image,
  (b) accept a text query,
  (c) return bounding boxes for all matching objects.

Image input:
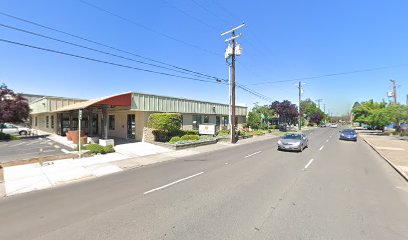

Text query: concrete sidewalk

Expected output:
[358,130,408,180]
[0,132,280,198]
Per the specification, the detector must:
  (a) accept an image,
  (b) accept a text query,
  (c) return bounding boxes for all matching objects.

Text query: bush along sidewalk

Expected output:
[76,144,115,155]
[0,132,19,141]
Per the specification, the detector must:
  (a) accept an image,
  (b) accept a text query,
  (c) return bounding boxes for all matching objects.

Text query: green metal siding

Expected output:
[131,93,247,116]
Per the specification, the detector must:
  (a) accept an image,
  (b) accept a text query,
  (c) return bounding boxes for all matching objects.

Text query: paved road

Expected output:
[0,128,407,239]
[0,137,69,163]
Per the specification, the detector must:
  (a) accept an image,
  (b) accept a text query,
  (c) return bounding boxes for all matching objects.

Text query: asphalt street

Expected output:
[0,127,407,239]
[0,137,69,163]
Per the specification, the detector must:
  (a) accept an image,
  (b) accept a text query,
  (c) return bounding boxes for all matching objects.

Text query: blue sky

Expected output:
[1,0,408,115]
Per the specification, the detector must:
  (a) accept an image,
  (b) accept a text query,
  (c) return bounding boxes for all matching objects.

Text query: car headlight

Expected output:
[293,142,300,146]
[278,140,282,145]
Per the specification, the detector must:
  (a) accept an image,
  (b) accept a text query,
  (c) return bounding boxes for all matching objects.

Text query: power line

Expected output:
[161,0,221,32]
[0,11,221,81]
[0,38,227,85]
[79,0,218,56]
[245,64,408,86]
[0,23,224,81]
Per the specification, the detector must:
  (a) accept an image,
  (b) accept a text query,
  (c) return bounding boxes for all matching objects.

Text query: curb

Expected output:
[361,137,408,182]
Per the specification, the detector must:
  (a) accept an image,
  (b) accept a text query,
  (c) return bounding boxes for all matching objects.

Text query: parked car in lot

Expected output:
[319,124,327,127]
[330,124,338,128]
[339,129,357,141]
[0,123,31,135]
[277,132,309,152]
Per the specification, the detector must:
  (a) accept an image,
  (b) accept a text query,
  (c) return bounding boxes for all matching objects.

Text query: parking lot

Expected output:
[0,137,71,163]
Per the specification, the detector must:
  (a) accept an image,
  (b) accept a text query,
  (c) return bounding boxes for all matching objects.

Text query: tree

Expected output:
[386,104,408,131]
[366,108,392,131]
[246,103,275,129]
[351,100,387,124]
[269,100,298,126]
[309,111,325,125]
[0,84,30,132]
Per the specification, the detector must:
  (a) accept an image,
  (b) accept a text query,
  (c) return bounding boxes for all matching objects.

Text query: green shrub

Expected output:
[147,113,182,132]
[0,132,18,140]
[103,145,115,154]
[270,125,278,129]
[169,136,181,143]
[180,129,199,136]
[83,144,115,154]
[180,135,199,141]
[217,129,230,136]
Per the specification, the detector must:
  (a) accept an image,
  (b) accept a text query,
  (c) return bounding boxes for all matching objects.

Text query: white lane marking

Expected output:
[244,151,262,158]
[319,145,324,151]
[225,162,229,165]
[61,149,70,153]
[329,135,332,138]
[144,172,204,195]
[47,142,53,145]
[304,158,314,169]
[53,145,60,149]
[326,139,329,142]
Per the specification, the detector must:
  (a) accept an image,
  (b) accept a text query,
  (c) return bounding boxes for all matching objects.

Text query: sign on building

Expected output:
[199,124,216,135]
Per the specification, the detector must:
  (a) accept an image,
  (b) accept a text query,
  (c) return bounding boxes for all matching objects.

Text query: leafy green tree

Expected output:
[247,103,275,129]
[352,100,387,124]
[366,108,392,131]
[0,84,30,132]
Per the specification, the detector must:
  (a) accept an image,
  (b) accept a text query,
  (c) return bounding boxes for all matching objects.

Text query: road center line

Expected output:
[326,139,329,142]
[144,172,204,195]
[319,145,324,151]
[244,151,262,158]
[304,158,314,169]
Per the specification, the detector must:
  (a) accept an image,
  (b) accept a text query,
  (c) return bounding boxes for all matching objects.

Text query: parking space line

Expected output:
[319,145,324,151]
[8,142,26,147]
[26,140,41,146]
[144,172,204,195]
[244,151,262,158]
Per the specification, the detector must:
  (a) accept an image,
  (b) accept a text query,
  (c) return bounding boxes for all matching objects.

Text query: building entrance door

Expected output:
[92,114,99,136]
[127,114,136,139]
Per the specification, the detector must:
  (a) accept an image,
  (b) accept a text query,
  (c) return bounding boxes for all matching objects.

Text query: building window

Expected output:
[203,115,209,124]
[109,115,115,130]
[51,115,54,129]
[46,116,49,128]
[35,117,38,126]
[222,116,229,126]
[192,115,202,130]
[216,116,220,126]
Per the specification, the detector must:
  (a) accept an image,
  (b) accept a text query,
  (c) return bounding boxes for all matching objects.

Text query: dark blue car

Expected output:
[339,129,357,141]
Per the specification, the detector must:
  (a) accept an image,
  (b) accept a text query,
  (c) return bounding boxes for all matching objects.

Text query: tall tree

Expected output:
[0,84,30,132]
[270,100,298,126]
[246,103,275,129]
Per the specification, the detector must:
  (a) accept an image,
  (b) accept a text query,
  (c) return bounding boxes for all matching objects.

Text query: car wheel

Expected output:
[299,145,303,152]
[19,130,27,135]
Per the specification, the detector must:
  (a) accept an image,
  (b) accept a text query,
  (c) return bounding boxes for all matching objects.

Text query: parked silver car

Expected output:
[0,123,31,135]
[277,132,309,152]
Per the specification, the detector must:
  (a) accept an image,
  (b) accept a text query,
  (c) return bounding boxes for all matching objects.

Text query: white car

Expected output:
[330,124,338,128]
[0,123,31,135]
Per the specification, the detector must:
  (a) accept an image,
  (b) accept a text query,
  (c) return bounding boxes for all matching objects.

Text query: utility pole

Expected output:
[222,24,244,143]
[390,79,397,104]
[298,81,302,131]
[315,99,323,110]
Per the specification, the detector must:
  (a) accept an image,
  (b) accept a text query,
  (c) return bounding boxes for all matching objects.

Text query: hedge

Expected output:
[152,129,200,142]
[147,113,182,132]
[78,144,115,154]
[0,132,18,140]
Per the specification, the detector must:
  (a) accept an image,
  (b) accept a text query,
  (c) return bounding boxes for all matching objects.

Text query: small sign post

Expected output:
[78,109,82,158]
[199,124,216,135]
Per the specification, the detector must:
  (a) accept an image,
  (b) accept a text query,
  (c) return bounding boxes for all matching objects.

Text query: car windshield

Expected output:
[283,134,302,140]
[342,129,355,134]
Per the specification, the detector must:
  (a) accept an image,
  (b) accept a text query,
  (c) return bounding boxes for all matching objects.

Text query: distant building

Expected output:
[28,92,247,141]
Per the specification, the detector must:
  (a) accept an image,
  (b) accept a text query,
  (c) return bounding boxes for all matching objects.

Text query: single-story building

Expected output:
[28,92,247,141]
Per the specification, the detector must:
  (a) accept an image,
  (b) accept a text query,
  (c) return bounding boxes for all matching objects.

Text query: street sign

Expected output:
[79,109,83,120]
